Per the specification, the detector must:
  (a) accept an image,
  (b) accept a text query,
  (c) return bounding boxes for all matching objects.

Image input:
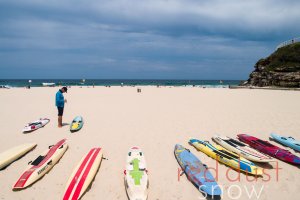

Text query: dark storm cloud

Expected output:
[0,0,300,79]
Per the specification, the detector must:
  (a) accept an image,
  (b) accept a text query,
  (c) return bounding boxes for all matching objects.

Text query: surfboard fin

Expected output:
[180,171,185,176]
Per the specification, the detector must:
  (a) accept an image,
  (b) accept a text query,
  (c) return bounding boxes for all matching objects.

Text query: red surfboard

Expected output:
[13,139,68,189]
[63,148,103,200]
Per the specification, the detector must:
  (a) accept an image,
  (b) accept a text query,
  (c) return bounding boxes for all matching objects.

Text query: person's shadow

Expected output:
[62,123,69,127]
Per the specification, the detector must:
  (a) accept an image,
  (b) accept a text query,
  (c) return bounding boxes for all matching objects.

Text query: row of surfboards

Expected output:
[175,133,300,197]
[22,116,84,133]
[1,133,299,199]
[0,139,148,200]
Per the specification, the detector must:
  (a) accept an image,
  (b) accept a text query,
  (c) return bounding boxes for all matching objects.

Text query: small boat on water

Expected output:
[42,83,55,87]
[80,79,85,85]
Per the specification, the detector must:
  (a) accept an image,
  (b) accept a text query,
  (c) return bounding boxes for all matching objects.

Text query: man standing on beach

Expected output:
[55,86,67,127]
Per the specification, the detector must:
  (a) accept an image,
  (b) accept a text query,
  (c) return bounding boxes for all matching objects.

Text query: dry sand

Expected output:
[0,86,300,200]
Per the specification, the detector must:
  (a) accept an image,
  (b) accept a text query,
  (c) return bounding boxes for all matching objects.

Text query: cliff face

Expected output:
[242,43,300,87]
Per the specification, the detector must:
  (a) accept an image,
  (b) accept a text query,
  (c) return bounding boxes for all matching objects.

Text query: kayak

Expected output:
[237,134,300,165]
[189,139,263,175]
[270,133,300,152]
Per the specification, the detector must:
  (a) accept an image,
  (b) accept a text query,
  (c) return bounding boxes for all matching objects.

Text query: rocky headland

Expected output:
[241,42,300,88]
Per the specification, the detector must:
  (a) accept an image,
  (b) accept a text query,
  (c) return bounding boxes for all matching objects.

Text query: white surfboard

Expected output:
[22,118,50,133]
[0,143,37,170]
[212,135,273,162]
[124,147,149,200]
[13,139,68,189]
[63,147,103,200]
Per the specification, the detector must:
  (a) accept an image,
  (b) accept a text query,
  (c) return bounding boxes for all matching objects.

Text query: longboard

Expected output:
[0,143,37,170]
[238,134,300,165]
[270,133,300,152]
[174,144,222,196]
[124,147,149,200]
[212,135,273,162]
[23,118,50,133]
[189,139,263,175]
[70,116,84,132]
[63,148,103,200]
[13,139,68,189]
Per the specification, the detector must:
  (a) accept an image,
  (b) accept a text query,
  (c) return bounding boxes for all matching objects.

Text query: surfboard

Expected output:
[23,118,50,133]
[63,148,103,200]
[212,135,273,162]
[189,139,263,175]
[124,147,149,200]
[13,139,68,190]
[70,116,84,132]
[270,133,300,152]
[0,143,37,170]
[238,134,300,165]
[174,144,222,196]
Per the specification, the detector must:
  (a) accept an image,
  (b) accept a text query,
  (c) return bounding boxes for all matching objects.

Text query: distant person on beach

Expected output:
[55,86,68,128]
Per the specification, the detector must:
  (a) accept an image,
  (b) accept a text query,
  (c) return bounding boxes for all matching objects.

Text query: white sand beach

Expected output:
[0,86,300,200]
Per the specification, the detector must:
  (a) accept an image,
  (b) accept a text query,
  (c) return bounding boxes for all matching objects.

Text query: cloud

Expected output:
[0,0,299,79]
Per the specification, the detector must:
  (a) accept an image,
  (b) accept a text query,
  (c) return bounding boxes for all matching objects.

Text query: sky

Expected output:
[0,0,300,80]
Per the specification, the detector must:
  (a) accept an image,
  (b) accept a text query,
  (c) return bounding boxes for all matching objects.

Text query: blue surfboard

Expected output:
[270,133,300,152]
[174,144,222,196]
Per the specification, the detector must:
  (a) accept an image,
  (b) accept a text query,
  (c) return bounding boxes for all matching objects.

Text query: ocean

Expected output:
[0,79,241,88]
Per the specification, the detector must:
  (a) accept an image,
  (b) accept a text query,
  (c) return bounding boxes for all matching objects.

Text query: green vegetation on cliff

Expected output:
[258,43,300,72]
[243,42,300,87]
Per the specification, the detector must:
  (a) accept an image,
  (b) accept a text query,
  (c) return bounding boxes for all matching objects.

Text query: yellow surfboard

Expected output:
[189,139,263,175]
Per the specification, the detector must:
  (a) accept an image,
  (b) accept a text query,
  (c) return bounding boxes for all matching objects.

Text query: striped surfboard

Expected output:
[63,148,103,200]
[13,139,68,189]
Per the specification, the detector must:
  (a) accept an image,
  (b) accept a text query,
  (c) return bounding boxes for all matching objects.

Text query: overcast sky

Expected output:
[0,0,299,79]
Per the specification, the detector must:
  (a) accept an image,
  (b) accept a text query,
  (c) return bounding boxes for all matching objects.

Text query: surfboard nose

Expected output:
[174,144,183,150]
[189,138,199,144]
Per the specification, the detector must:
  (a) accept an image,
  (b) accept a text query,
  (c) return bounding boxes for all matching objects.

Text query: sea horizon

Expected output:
[0,79,242,88]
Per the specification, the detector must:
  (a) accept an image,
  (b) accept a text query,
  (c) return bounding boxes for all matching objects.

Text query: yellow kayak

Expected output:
[189,139,263,176]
